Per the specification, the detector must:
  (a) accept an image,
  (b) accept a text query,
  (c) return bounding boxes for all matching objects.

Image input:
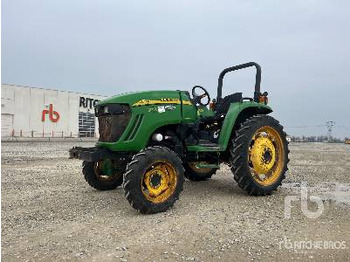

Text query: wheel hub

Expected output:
[250,136,276,174]
[263,148,272,163]
[142,161,177,203]
[94,160,120,181]
[150,173,162,188]
[247,126,285,187]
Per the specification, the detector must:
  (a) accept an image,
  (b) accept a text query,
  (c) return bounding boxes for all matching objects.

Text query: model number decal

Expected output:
[148,105,176,113]
[133,98,192,107]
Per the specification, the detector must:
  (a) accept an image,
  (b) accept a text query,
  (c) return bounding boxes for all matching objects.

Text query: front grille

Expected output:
[97,104,131,142]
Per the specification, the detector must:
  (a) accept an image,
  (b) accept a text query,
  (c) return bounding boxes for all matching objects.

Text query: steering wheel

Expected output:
[191,85,211,106]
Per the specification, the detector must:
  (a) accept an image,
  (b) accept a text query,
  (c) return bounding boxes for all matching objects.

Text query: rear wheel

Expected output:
[230,115,289,195]
[82,160,124,191]
[123,146,184,214]
[184,162,217,181]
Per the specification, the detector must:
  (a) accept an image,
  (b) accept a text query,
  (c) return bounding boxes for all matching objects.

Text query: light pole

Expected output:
[326,121,335,142]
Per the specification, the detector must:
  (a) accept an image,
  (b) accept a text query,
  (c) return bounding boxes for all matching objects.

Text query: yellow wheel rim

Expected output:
[141,160,177,204]
[188,162,213,173]
[248,126,285,186]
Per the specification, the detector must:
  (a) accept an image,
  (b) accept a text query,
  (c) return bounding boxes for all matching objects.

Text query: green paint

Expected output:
[218,102,272,150]
[97,90,185,151]
[96,90,271,154]
[101,159,115,176]
[195,163,220,169]
[187,102,272,152]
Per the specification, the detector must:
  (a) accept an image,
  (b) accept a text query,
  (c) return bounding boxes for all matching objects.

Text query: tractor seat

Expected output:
[199,92,242,125]
[214,92,242,116]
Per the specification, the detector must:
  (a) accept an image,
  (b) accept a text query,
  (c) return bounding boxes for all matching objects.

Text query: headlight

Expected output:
[103,106,109,114]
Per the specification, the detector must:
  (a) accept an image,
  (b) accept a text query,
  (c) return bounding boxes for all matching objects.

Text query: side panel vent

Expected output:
[124,114,144,141]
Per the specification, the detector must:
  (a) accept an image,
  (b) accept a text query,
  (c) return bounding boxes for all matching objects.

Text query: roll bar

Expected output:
[216,62,261,102]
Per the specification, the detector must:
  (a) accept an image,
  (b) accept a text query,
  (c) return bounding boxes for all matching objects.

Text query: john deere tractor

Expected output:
[70,62,289,214]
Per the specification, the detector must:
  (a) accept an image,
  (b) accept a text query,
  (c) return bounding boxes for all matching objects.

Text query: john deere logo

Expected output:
[42,104,60,123]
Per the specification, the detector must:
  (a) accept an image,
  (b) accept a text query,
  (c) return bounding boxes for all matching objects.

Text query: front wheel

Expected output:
[123,146,184,214]
[230,115,289,195]
[82,160,124,191]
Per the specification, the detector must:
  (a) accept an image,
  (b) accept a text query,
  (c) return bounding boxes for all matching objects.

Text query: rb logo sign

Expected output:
[42,104,60,123]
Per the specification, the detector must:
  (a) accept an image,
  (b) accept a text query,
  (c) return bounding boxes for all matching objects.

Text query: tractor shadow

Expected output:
[80,174,276,217]
[183,176,248,198]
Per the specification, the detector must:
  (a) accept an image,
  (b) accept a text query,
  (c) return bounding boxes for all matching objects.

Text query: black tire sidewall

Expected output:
[231,115,289,195]
[123,147,184,214]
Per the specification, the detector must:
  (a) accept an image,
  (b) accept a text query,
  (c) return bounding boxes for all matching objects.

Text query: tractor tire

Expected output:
[184,162,217,181]
[230,115,289,196]
[82,161,124,191]
[123,146,184,214]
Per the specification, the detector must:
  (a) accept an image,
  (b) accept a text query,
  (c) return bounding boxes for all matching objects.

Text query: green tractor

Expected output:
[70,62,289,214]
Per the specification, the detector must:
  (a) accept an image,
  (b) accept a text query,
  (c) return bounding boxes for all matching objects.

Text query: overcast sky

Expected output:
[2,0,349,138]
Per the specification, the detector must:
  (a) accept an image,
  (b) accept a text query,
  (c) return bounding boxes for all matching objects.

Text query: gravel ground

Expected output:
[1,142,350,261]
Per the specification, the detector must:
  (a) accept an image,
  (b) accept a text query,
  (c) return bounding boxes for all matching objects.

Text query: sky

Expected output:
[2,0,349,138]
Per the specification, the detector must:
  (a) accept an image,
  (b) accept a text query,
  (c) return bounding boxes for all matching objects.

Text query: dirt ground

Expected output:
[1,142,350,261]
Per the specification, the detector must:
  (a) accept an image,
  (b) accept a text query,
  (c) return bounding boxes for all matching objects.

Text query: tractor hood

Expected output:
[95,89,196,151]
[96,90,184,107]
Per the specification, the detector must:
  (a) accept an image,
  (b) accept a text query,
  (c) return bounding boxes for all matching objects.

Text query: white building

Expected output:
[1,84,107,139]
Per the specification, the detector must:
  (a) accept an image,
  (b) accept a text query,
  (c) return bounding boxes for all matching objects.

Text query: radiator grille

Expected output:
[97,104,131,142]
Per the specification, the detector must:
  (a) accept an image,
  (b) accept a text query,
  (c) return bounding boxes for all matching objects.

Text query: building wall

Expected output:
[1,84,107,138]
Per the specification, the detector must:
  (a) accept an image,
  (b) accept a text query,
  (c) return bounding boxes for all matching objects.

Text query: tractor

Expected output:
[70,62,289,214]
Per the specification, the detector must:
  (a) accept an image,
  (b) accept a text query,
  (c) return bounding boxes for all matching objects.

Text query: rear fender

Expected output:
[218,102,272,150]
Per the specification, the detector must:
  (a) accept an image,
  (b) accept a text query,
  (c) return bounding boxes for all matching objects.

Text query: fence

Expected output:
[2,129,99,141]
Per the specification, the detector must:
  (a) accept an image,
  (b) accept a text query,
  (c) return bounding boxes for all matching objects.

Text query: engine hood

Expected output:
[96,90,184,107]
